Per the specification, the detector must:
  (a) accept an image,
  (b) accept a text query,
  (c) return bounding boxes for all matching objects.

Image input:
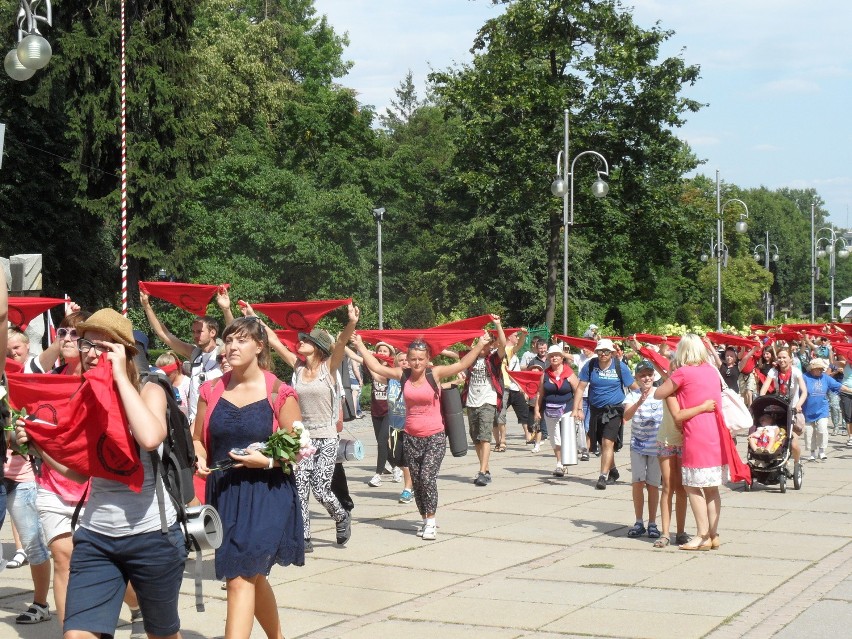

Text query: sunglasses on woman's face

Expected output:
[57,328,79,340]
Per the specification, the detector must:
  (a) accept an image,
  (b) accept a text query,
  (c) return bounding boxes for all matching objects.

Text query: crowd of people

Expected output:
[2,277,852,637]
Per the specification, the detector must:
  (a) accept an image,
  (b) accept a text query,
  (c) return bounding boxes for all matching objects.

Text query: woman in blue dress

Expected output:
[194,317,304,639]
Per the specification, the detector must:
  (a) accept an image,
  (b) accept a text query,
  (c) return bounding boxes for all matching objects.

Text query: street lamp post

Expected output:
[753,232,779,323]
[815,227,849,322]
[550,109,609,335]
[372,207,385,329]
[713,170,749,331]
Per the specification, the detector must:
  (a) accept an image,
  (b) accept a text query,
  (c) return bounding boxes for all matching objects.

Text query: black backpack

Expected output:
[140,371,197,534]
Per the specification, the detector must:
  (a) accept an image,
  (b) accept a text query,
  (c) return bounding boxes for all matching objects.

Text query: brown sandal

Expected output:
[653,537,670,549]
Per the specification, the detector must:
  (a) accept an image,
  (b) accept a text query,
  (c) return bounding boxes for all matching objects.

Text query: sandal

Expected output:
[647,523,660,539]
[627,522,646,537]
[653,536,670,548]
[7,549,28,569]
[675,532,691,546]
[496,445,506,452]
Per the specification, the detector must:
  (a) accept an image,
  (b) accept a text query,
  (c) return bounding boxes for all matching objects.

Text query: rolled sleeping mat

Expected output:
[441,384,468,457]
[185,504,223,551]
[337,437,364,463]
[185,504,224,612]
[559,413,578,466]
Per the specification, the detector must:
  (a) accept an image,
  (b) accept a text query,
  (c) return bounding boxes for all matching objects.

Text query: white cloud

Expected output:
[752,77,821,96]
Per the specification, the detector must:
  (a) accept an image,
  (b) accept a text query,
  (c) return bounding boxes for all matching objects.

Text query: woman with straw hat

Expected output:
[16,308,187,638]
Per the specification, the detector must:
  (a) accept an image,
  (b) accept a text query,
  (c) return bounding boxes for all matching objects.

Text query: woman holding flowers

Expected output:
[194,317,304,639]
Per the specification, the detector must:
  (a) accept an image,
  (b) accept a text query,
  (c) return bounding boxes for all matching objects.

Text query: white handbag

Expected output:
[716,369,752,435]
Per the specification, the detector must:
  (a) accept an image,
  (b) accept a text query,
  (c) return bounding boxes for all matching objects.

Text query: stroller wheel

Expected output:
[793,462,803,490]
[779,474,787,493]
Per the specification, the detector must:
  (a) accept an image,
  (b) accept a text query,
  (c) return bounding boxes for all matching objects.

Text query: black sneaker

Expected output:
[580,451,590,461]
[595,474,607,490]
[474,472,488,486]
[607,467,620,484]
[304,539,314,553]
[336,512,351,545]
[483,470,492,484]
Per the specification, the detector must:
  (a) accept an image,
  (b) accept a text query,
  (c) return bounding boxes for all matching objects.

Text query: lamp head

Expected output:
[735,219,748,233]
[753,253,760,261]
[817,249,827,259]
[839,249,850,259]
[772,253,779,261]
[700,253,709,263]
[551,178,567,197]
[591,178,609,198]
[17,34,52,70]
[4,49,35,81]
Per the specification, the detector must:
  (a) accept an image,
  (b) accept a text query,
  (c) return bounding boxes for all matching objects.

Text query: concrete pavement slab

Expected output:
[304,563,470,595]
[396,594,577,631]
[772,599,852,639]
[371,537,562,575]
[542,606,723,639]
[326,619,522,639]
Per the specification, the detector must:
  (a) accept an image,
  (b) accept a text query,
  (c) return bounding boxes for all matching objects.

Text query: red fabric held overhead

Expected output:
[705,332,760,349]
[638,346,671,374]
[6,297,67,329]
[358,329,485,356]
[139,282,228,316]
[552,334,597,351]
[507,370,543,397]
[6,358,144,491]
[434,315,493,330]
[252,299,351,331]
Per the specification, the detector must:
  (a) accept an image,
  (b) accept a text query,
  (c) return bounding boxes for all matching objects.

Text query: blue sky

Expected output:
[313,0,852,227]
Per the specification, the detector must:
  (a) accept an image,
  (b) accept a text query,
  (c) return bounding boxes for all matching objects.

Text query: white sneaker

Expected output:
[847,438,852,448]
[421,524,437,540]
[368,474,382,487]
[819,452,828,461]
[532,444,540,453]
[392,467,403,483]
[806,455,816,462]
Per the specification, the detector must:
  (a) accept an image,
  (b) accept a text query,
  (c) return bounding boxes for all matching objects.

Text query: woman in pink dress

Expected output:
[654,333,723,551]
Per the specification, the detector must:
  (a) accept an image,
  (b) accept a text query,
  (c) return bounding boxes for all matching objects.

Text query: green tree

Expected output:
[429,0,704,331]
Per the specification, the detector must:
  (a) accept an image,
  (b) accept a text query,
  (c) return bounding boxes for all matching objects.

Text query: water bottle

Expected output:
[173,387,182,406]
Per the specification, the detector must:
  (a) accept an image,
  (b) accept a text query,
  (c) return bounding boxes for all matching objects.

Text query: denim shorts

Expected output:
[64,524,187,637]
[3,480,50,564]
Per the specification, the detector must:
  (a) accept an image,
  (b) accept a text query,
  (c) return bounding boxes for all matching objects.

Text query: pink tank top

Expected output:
[403,376,443,437]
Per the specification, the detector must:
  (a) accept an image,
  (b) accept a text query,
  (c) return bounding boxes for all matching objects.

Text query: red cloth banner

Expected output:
[750,324,775,332]
[6,297,66,329]
[832,344,852,360]
[6,359,143,491]
[705,332,760,349]
[358,329,485,356]
[139,282,228,316]
[782,323,826,332]
[638,346,671,374]
[805,331,849,343]
[252,299,351,331]
[273,330,301,352]
[552,334,597,351]
[507,370,543,397]
[435,315,493,330]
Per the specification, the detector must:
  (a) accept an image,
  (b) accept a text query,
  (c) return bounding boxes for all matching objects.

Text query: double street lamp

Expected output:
[550,109,609,335]
[4,1,53,81]
[815,226,849,321]
[711,170,749,331]
[753,232,779,323]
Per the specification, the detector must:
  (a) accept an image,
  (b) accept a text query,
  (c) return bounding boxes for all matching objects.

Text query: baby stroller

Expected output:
[744,395,803,493]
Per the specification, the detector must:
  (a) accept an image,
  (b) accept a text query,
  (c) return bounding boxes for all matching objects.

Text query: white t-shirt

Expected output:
[187,348,222,423]
[466,357,498,408]
[765,367,804,406]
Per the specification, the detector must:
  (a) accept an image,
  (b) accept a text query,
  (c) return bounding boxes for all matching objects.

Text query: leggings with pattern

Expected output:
[404,431,446,516]
[295,437,346,540]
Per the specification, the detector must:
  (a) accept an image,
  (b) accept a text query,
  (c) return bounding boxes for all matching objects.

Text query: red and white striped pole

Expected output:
[119,0,128,316]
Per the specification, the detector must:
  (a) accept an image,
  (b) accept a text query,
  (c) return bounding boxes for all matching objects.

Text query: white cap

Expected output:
[547,344,564,356]
[595,338,615,352]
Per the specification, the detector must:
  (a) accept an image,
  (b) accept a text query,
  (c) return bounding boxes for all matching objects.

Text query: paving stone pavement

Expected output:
[1,415,850,638]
